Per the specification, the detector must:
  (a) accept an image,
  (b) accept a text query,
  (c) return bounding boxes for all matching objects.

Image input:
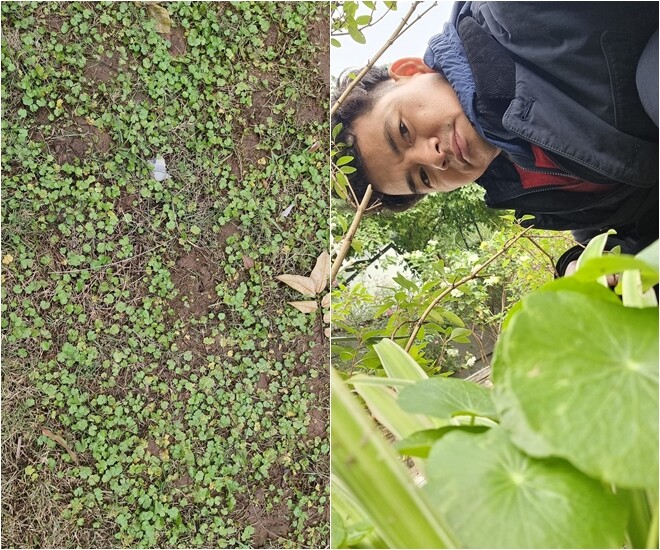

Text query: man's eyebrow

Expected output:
[405,172,417,194]
[384,119,400,156]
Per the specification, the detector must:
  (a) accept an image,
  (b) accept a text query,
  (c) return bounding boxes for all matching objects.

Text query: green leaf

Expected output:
[332,122,344,140]
[392,273,418,292]
[336,155,354,167]
[447,327,471,343]
[398,377,497,421]
[576,230,615,268]
[493,289,659,489]
[635,239,659,269]
[373,339,427,382]
[347,25,366,44]
[331,369,460,549]
[572,255,658,289]
[424,427,629,548]
[395,426,489,458]
[575,230,615,285]
[355,15,372,25]
[331,37,342,48]
[351,375,438,439]
[340,165,357,174]
[330,508,347,548]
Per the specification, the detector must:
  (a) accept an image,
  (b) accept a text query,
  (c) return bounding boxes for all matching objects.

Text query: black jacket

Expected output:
[451,2,658,267]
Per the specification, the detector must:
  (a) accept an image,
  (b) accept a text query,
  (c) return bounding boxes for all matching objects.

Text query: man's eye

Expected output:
[420,167,430,187]
[399,121,409,138]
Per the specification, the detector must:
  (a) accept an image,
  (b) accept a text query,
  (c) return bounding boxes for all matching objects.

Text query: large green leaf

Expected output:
[398,377,498,421]
[424,428,629,548]
[493,289,659,489]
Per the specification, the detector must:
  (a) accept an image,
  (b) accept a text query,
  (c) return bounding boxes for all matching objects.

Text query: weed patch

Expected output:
[1,2,329,547]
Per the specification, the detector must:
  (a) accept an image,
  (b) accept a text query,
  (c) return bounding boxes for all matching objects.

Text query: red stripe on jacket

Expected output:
[514,146,608,192]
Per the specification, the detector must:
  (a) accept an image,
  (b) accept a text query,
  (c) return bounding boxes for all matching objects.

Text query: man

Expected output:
[332,2,658,274]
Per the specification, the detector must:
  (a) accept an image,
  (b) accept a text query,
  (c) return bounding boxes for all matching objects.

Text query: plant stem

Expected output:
[405,226,533,351]
[646,493,659,549]
[331,184,373,284]
[331,368,461,549]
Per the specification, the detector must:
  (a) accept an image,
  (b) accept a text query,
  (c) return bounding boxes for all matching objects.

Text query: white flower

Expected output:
[450,288,463,298]
[465,353,477,367]
[447,348,459,358]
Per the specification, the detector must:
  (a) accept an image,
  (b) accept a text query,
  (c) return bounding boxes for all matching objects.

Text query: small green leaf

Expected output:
[395,426,489,458]
[347,25,366,44]
[336,155,354,167]
[331,38,342,48]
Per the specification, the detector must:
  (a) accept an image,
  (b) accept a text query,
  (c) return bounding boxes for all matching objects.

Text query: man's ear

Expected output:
[388,57,435,80]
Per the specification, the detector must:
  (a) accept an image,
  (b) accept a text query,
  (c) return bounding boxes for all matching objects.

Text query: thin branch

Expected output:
[523,233,556,272]
[332,5,394,37]
[330,2,423,117]
[331,185,373,284]
[404,226,534,352]
[389,2,438,42]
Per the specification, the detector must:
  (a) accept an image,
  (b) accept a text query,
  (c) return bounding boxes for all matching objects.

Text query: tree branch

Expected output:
[331,185,373,284]
[404,226,534,352]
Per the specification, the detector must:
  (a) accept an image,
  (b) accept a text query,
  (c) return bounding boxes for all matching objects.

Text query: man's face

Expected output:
[352,58,500,196]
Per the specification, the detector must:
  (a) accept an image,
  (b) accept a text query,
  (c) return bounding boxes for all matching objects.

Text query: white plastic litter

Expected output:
[148,157,172,181]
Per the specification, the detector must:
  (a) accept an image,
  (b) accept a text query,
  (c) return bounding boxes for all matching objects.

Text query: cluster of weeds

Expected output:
[1,2,329,548]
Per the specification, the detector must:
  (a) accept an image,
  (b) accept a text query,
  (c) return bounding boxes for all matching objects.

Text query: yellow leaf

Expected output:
[2,254,13,265]
[289,301,318,314]
[323,311,331,324]
[324,327,331,338]
[321,292,330,309]
[276,274,316,297]
[146,3,171,34]
[310,250,330,293]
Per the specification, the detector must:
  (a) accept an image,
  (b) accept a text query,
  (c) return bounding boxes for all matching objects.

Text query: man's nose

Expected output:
[409,137,448,170]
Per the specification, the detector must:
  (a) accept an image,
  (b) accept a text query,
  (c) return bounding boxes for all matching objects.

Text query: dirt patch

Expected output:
[244,485,292,547]
[173,472,192,488]
[34,115,113,165]
[84,52,119,84]
[218,222,240,246]
[115,190,139,215]
[167,27,187,57]
[146,436,161,456]
[294,17,329,128]
[170,251,219,320]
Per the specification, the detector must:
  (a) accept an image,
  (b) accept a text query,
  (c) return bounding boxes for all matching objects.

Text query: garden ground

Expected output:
[1,2,329,547]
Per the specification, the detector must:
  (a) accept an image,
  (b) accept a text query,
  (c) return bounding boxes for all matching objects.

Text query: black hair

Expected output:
[331,65,424,213]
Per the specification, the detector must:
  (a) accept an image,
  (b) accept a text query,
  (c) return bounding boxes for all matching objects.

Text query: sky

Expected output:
[331,1,454,78]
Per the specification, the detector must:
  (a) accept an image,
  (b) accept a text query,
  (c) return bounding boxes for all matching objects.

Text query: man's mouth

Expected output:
[453,131,468,166]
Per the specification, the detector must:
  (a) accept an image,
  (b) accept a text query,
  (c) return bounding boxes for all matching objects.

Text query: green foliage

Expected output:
[2,2,328,548]
[331,1,397,48]
[332,221,570,375]
[332,240,659,548]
